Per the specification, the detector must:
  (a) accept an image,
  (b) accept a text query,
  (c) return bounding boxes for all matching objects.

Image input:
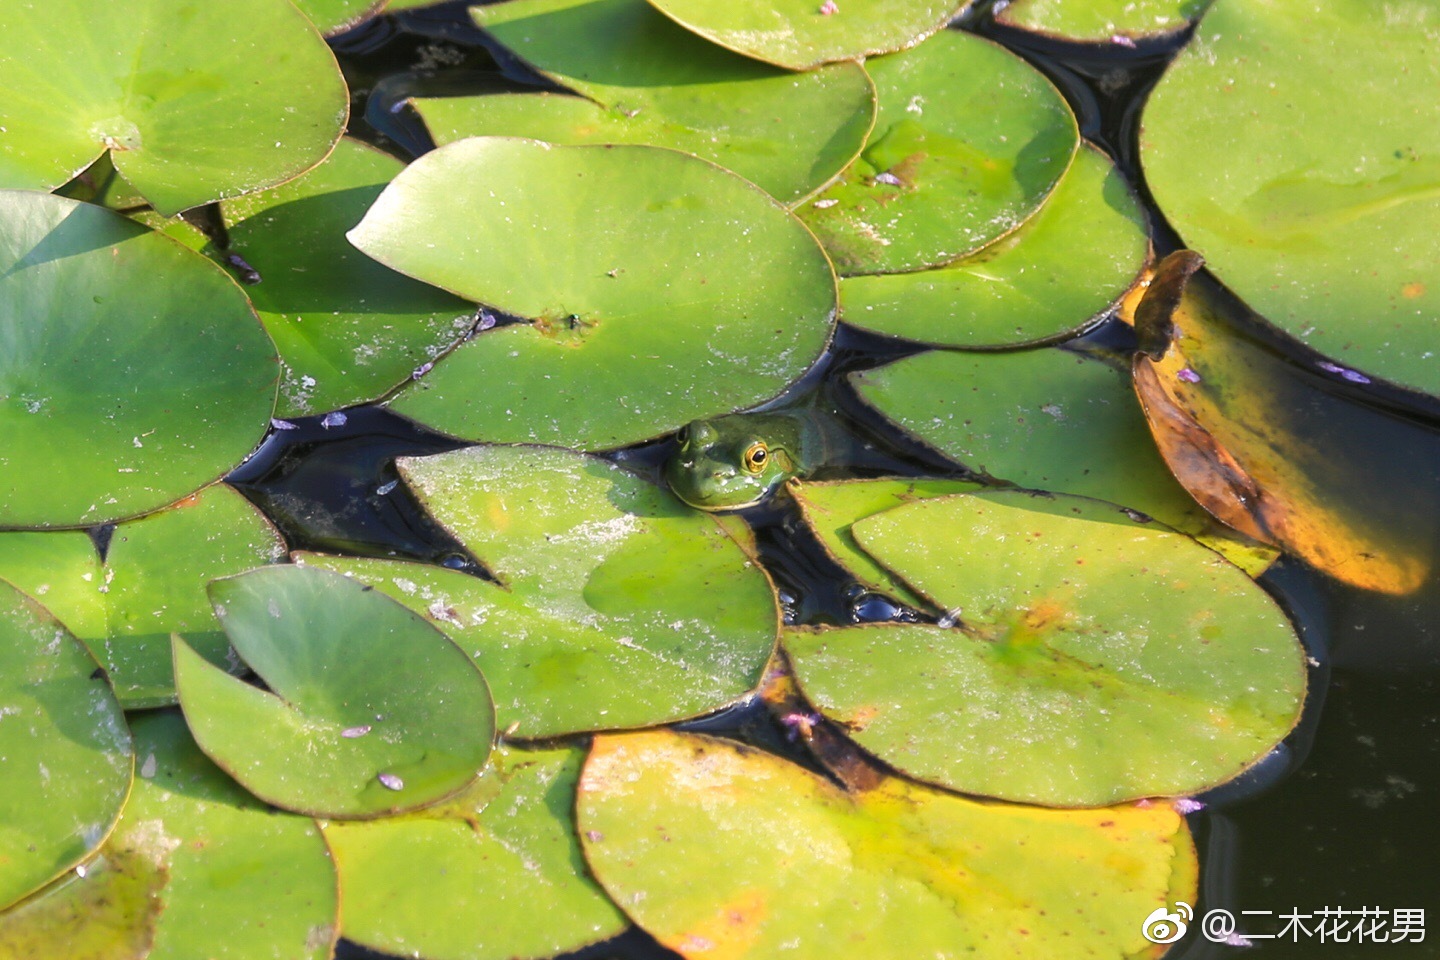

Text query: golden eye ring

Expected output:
[743,442,769,474]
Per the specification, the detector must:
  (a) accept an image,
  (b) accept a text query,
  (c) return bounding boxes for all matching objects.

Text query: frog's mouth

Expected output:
[664,459,773,512]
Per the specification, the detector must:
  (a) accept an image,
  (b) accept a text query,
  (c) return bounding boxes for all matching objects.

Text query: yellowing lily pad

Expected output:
[461,0,875,203]
[221,138,474,417]
[0,579,132,910]
[175,565,494,818]
[839,143,1149,347]
[353,138,836,449]
[0,485,286,708]
[323,743,626,960]
[786,491,1307,805]
[996,0,1209,40]
[0,0,347,215]
[798,29,1078,275]
[642,0,968,70]
[579,730,1196,958]
[851,347,1278,574]
[1133,252,1439,595]
[1141,0,1440,397]
[336,445,779,737]
[0,192,277,530]
[0,711,338,959]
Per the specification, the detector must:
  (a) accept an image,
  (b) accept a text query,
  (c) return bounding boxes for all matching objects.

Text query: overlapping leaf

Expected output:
[996,0,1210,40]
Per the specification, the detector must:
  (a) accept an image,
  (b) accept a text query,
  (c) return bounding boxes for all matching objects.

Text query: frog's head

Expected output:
[665,415,802,511]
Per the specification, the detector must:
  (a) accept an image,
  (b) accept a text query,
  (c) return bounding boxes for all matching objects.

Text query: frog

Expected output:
[664,411,827,511]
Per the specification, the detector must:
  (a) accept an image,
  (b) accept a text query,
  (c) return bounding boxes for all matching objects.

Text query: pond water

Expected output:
[224,3,1440,957]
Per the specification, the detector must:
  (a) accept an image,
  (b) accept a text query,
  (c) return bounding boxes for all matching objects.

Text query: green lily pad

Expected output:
[295,0,386,35]
[0,485,286,708]
[1141,0,1440,397]
[0,711,339,959]
[785,491,1307,805]
[797,29,1078,275]
[221,138,473,417]
[0,192,278,530]
[308,445,779,738]
[642,0,968,70]
[323,743,626,960]
[790,478,983,607]
[0,579,131,910]
[579,730,1195,958]
[353,138,836,449]
[995,0,1210,40]
[0,0,347,215]
[839,143,1149,346]
[174,565,494,817]
[461,0,875,203]
[851,347,1279,574]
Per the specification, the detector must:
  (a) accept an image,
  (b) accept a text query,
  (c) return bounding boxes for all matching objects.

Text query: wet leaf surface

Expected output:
[362,445,780,737]
[1142,0,1440,397]
[578,729,1196,959]
[786,491,1306,805]
[797,29,1078,275]
[352,138,836,449]
[0,193,278,529]
[0,578,131,910]
[0,0,347,215]
[175,565,494,817]
[0,485,287,708]
[460,0,875,203]
[996,0,1210,41]
[643,0,968,70]
[1133,252,1439,595]
[323,742,626,960]
[839,143,1149,347]
[221,138,474,417]
[295,0,387,35]
[0,710,338,959]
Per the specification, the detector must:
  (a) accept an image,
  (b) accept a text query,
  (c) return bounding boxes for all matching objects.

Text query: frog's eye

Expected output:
[743,442,769,474]
[676,424,690,445]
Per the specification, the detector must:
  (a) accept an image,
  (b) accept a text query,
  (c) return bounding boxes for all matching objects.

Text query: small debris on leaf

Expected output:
[377,772,404,791]
[342,725,372,739]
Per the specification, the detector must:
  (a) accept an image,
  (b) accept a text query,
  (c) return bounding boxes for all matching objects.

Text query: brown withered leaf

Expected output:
[1132,251,1435,594]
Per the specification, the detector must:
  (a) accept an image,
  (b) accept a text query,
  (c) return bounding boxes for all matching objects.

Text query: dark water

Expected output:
[236,4,1440,957]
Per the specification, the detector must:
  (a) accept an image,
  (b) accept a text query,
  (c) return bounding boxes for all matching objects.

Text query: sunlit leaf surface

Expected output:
[996,0,1209,40]
[0,579,131,910]
[798,29,1078,275]
[175,565,494,817]
[324,743,625,960]
[786,491,1307,805]
[0,0,347,215]
[1133,252,1438,594]
[1142,0,1440,397]
[461,0,875,203]
[579,730,1196,959]
[0,193,277,529]
[353,138,836,449]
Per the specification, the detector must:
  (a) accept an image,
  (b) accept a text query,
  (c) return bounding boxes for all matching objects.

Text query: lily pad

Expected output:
[642,0,968,70]
[1141,0,1440,397]
[0,578,132,910]
[323,743,626,960]
[0,0,348,215]
[1133,252,1438,595]
[786,491,1307,805]
[461,0,875,203]
[221,138,474,417]
[294,0,387,35]
[797,29,1078,275]
[579,730,1195,958]
[0,711,339,959]
[174,564,494,817]
[353,138,836,449]
[308,445,779,737]
[0,485,286,708]
[790,478,982,607]
[995,0,1210,41]
[0,192,278,530]
[839,143,1149,347]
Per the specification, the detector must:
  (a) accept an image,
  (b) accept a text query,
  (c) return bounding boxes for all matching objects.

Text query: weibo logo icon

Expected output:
[1142,901,1194,944]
